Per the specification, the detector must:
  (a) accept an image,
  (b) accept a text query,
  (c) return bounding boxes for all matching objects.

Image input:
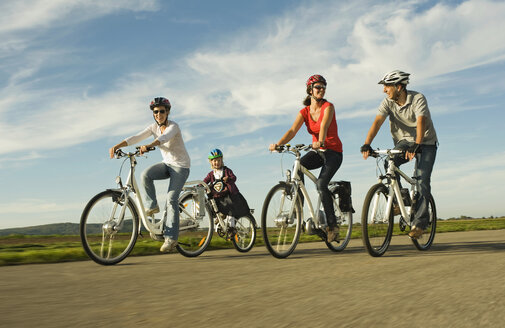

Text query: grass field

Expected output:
[1,217,504,266]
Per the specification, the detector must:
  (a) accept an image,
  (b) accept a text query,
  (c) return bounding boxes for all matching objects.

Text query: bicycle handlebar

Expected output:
[371,149,403,157]
[114,146,156,158]
[273,144,314,154]
[370,147,421,158]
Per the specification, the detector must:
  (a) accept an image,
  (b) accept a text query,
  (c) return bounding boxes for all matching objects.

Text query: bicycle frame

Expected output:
[284,147,325,228]
[111,152,155,235]
[372,149,420,224]
[114,150,210,237]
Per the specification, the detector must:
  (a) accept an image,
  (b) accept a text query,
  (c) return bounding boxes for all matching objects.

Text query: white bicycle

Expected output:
[361,148,437,257]
[261,144,354,259]
[80,147,214,265]
[178,181,257,256]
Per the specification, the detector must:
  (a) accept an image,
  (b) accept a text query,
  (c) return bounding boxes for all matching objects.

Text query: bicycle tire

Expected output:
[261,183,302,259]
[80,190,139,265]
[231,214,257,253]
[325,190,353,252]
[361,183,394,257]
[176,192,213,257]
[411,194,437,251]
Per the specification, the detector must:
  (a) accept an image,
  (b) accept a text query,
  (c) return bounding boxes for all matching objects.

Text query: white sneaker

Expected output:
[160,237,178,252]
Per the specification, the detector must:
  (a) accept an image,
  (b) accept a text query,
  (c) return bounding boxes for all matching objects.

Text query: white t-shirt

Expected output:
[213,169,224,179]
[125,120,191,168]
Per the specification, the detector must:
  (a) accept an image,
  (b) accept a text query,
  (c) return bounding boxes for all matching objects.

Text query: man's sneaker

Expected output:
[146,206,160,217]
[326,226,340,243]
[408,226,424,239]
[160,237,178,252]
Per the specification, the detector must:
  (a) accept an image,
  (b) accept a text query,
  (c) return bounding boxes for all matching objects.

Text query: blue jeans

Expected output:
[300,149,343,227]
[391,140,437,230]
[141,163,190,239]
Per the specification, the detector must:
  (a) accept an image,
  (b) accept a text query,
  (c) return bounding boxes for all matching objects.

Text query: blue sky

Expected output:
[1,0,504,229]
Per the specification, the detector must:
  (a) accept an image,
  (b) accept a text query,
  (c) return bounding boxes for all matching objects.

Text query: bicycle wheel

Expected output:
[80,190,139,265]
[231,214,257,252]
[412,194,437,251]
[261,183,302,259]
[325,192,353,252]
[176,192,213,257]
[361,183,394,257]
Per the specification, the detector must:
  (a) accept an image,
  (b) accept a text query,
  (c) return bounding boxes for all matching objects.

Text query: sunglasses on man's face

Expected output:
[313,85,326,90]
[153,109,167,115]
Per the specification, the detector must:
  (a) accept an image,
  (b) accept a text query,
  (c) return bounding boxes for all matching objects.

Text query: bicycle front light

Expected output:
[115,176,123,188]
[285,169,291,182]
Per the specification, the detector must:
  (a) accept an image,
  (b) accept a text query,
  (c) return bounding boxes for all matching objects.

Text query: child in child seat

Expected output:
[203,149,251,233]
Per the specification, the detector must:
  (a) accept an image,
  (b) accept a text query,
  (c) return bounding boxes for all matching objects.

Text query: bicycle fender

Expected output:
[105,189,123,202]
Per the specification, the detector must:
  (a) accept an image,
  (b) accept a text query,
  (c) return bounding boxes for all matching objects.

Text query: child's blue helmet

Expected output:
[208,148,223,159]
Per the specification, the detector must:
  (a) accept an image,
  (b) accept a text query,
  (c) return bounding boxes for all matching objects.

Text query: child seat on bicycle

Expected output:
[203,149,251,218]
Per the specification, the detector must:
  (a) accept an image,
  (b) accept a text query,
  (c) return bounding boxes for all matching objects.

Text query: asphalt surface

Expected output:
[1,229,504,328]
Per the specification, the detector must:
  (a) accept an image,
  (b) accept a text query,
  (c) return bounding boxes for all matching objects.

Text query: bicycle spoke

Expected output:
[80,190,139,265]
[261,184,301,258]
[176,193,213,257]
[361,184,394,257]
[231,215,256,252]
[411,194,437,250]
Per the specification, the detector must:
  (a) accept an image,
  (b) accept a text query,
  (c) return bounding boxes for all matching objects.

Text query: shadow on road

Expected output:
[382,238,505,258]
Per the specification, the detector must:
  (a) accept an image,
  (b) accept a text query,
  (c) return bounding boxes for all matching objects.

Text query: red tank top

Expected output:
[299,101,343,152]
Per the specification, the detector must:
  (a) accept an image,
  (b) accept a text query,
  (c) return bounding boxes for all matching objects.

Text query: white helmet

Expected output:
[378,70,410,85]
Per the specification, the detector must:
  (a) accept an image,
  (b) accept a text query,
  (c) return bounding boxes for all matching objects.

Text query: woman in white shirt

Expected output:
[109,97,190,252]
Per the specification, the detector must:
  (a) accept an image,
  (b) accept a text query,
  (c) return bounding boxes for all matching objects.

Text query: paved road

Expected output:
[1,230,505,328]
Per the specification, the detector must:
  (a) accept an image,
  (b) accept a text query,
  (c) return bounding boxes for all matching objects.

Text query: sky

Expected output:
[0,0,504,229]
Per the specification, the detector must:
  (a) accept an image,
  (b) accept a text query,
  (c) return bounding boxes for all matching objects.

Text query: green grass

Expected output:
[0,217,504,266]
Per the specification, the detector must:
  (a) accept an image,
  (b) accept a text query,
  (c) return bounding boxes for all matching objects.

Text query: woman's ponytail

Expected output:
[302,85,312,106]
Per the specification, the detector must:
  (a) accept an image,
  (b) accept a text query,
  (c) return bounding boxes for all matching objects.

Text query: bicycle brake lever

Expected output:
[114,149,124,159]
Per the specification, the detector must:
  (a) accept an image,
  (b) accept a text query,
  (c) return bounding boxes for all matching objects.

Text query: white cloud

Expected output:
[175,0,505,126]
[0,0,160,34]
[1,0,505,159]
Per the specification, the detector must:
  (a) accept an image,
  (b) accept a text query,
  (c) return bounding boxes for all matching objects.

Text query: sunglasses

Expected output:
[153,109,167,115]
[313,85,326,90]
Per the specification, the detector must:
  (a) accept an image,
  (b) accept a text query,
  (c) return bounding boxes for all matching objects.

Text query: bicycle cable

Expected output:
[117,156,129,185]
[375,154,385,178]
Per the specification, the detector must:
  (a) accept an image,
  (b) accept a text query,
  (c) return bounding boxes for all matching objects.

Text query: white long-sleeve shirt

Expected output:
[124,120,191,168]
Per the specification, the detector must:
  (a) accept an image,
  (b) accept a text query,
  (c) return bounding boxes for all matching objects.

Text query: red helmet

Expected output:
[149,97,171,110]
[306,74,327,87]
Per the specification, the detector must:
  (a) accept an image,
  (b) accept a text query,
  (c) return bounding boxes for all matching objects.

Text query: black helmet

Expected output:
[149,97,171,110]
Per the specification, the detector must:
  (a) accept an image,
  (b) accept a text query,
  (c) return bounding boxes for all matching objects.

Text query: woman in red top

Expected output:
[269,74,343,242]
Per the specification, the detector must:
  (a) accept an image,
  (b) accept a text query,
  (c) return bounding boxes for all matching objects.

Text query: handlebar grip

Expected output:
[275,145,285,151]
